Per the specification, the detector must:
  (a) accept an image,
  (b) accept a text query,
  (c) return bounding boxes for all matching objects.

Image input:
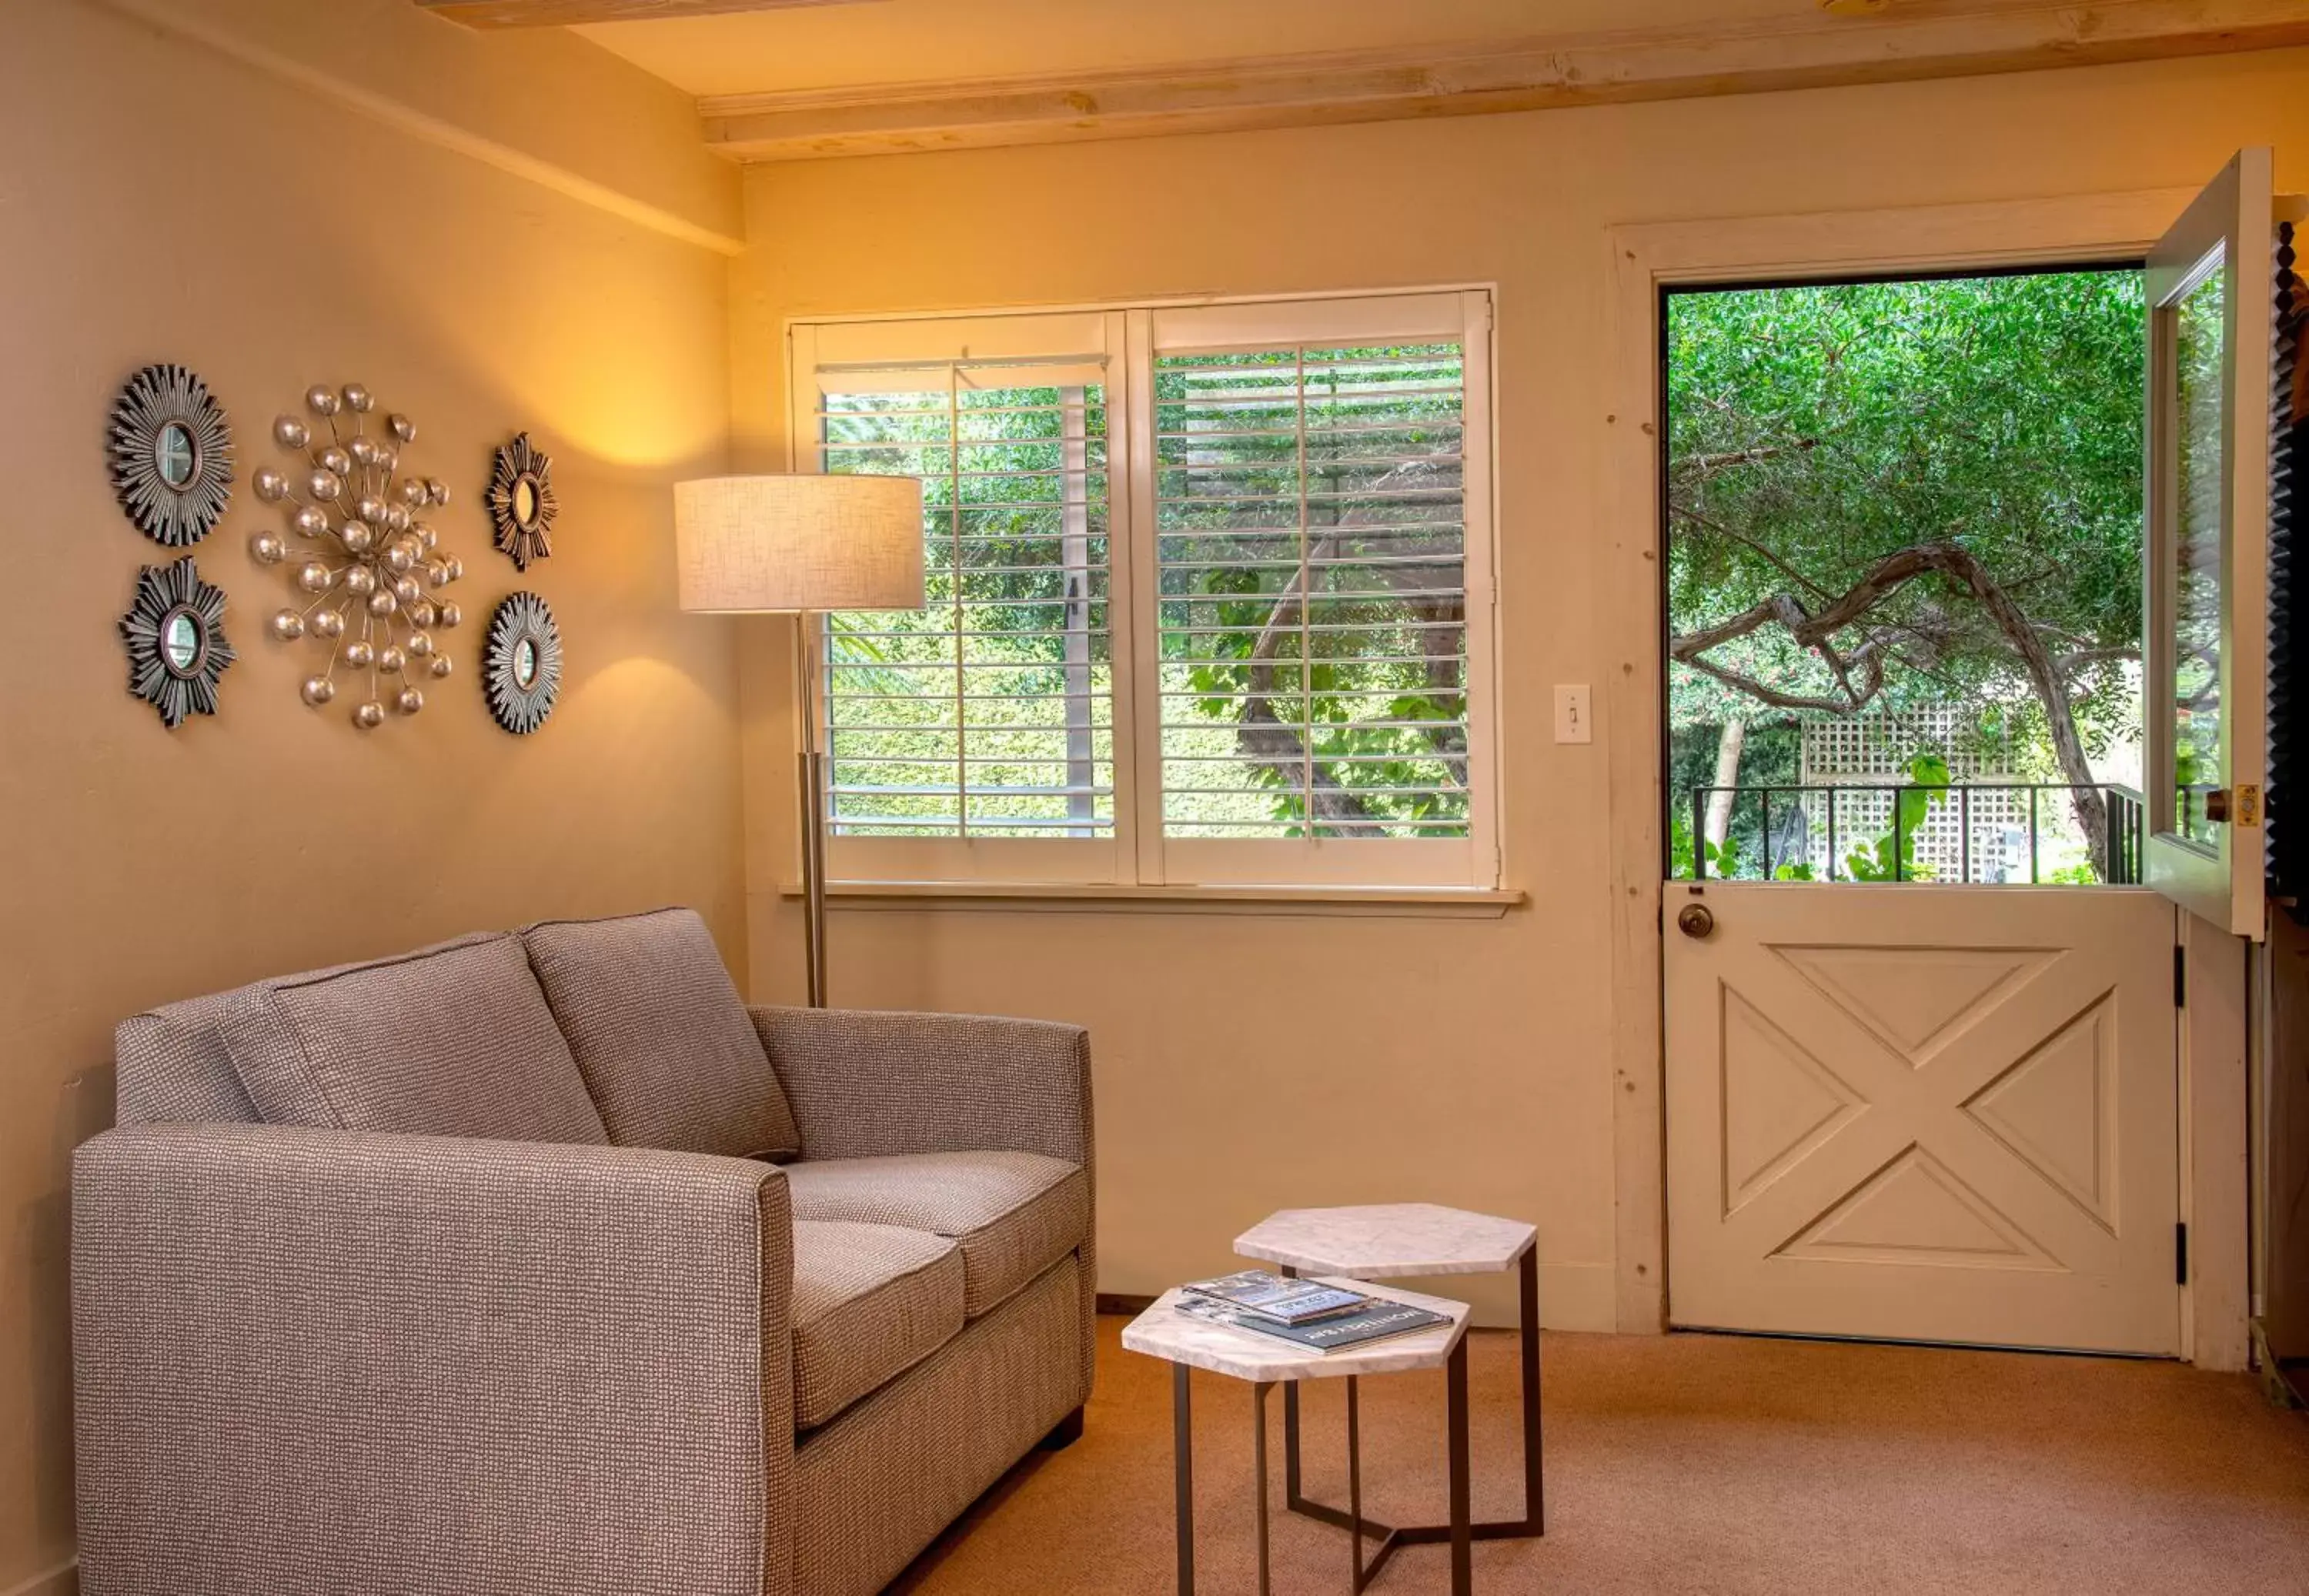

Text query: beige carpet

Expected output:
[891,1316,2309,1594]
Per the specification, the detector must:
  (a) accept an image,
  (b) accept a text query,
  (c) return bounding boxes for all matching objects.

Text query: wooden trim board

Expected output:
[698,1,2309,162]
[416,0,879,26]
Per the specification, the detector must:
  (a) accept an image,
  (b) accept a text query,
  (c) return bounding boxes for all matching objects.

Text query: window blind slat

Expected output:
[1154,339,1472,840]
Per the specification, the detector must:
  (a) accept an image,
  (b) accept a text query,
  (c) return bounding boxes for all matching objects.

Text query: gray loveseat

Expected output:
[71,907,1094,1596]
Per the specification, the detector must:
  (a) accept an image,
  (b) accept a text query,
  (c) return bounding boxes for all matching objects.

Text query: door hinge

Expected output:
[2174,944,2187,1008]
[2177,1222,2190,1286]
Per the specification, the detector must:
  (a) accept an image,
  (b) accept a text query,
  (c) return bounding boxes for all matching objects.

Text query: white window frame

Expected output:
[787,288,1500,891]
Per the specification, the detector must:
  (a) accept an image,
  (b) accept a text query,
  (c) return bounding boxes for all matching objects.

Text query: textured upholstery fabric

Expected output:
[790,1220,964,1429]
[786,1151,1088,1320]
[524,908,800,1160]
[114,931,504,1127]
[222,935,608,1144]
[72,1123,795,1596]
[751,1005,1098,1392]
[794,1256,1085,1596]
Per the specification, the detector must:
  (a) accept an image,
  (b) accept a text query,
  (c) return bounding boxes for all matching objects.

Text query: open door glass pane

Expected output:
[2171,252,2227,851]
[2144,148,2274,938]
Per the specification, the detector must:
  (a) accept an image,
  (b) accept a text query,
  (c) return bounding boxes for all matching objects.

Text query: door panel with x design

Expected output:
[1668,883,2180,1355]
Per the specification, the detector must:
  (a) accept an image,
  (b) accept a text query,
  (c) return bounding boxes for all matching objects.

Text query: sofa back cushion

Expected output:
[522,908,801,1160]
[219,933,609,1144]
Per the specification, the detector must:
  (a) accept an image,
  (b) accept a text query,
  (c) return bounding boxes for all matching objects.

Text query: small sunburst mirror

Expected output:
[483,591,562,735]
[110,365,236,547]
[487,432,557,572]
[121,556,235,728]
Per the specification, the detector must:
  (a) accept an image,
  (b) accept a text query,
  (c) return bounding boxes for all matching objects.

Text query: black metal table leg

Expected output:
[1348,1376,1364,1594]
[1519,1243,1545,1534]
[1174,1363,1195,1596]
[1448,1337,1472,1596]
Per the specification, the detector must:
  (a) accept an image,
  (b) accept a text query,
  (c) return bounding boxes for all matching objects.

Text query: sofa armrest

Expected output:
[72,1124,796,1596]
[749,1006,1091,1168]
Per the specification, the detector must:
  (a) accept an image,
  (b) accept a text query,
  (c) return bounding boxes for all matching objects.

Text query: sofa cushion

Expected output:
[784,1151,1088,1319]
[219,934,609,1144]
[791,1220,965,1429]
[523,908,801,1160]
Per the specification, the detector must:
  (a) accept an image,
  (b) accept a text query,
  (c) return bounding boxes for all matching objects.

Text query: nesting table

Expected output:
[1123,1204,1544,1595]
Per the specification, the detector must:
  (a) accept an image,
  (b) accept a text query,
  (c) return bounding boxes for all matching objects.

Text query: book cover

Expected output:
[1175,1293,1450,1354]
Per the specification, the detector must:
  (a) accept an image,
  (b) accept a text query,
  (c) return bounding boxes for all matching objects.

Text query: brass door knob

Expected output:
[1677,903,1715,940]
[2206,789,2231,824]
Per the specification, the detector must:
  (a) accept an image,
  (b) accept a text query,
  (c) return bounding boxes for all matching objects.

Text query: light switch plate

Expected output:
[1554,685,1592,743]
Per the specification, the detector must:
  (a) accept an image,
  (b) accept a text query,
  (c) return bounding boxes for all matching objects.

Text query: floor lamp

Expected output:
[675,474,925,1007]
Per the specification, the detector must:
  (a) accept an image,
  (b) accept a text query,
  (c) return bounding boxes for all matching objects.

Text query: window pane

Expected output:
[1154,343,1469,838]
[821,378,1114,838]
[2170,255,2226,850]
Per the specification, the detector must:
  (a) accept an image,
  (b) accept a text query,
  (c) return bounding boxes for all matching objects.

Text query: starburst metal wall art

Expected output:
[486,432,557,572]
[247,385,466,731]
[483,592,562,736]
[120,556,235,729]
[109,364,236,547]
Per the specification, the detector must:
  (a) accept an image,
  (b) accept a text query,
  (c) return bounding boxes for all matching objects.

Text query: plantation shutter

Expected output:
[794,312,1131,883]
[1144,292,1495,886]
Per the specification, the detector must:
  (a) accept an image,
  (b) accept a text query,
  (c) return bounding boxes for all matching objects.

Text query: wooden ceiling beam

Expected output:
[698,0,2309,162]
[413,0,878,28]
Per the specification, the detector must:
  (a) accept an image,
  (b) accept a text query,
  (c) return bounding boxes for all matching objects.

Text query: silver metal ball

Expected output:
[295,561,332,594]
[396,687,425,716]
[340,524,374,555]
[306,385,341,417]
[385,506,411,535]
[428,480,451,508]
[252,468,289,503]
[270,609,306,642]
[389,414,416,443]
[343,639,375,669]
[399,479,429,508]
[343,384,373,414]
[368,589,399,618]
[341,565,376,596]
[301,676,336,706]
[376,449,399,476]
[352,700,386,731]
[436,601,462,629]
[426,560,452,590]
[356,497,386,526]
[384,543,414,574]
[348,437,377,467]
[416,525,438,553]
[308,469,343,503]
[378,645,407,675]
[249,532,286,566]
[444,555,465,583]
[394,577,423,607]
[406,631,434,658]
[312,608,346,640]
[429,655,453,679]
[292,506,329,539]
[274,416,310,451]
[320,446,353,476]
[409,599,436,628]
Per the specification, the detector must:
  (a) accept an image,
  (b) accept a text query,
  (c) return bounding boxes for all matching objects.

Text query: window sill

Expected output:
[773,880,1526,918]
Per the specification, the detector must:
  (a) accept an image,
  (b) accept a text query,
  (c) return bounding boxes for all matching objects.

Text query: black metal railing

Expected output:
[1684,782,2147,885]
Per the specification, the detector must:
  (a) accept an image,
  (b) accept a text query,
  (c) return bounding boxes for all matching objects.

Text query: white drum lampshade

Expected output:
[674,474,925,614]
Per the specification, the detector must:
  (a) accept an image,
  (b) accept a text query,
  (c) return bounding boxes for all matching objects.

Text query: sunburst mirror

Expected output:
[483,591,562,735]
[487,432,557,572]
[120,556,235,729]
[110,365,236,547]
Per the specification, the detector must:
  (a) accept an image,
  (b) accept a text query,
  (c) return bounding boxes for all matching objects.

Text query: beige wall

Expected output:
[0,2,742,1584]
[729,49,2309,1331]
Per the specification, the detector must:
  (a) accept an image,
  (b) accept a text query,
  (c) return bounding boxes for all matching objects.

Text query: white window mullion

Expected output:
[1123,307,1167,885]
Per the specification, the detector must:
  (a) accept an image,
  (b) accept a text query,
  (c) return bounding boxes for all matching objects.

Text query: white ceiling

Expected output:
[574,0,1843,99]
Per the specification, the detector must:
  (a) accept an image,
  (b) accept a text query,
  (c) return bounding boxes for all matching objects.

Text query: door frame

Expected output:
[1602,188,2251,1367]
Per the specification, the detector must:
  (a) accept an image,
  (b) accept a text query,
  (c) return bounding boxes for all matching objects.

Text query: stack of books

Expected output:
[1174,1270,1449,1354]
